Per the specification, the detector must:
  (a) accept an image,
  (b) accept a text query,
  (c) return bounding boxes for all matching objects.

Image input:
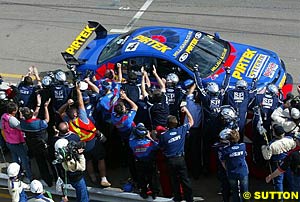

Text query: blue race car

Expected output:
[62,21,292,94]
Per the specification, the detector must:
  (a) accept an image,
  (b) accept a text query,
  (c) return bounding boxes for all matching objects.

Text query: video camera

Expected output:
[53,141,86,165]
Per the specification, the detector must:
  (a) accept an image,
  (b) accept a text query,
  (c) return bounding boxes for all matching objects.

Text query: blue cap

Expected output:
[82,92,90,102]
[134,123,147,137]
[101,80,111,90]
[184,79,194,87]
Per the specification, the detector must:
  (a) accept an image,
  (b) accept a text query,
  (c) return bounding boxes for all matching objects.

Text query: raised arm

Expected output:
[58,99,74,116]
[187,83,196,95]
[44,98,51,123]
[76,83,85,110]
[142,66,151,88]
[181,106,194,127]
[32,66,42,86]
[221,66,231,93]
[193,65,206,95]
[120,90,138,111]
[141,68,149,98]
[84,78,99,93]
[116,63,123,83]
[152,65,165,92]
[33,94,42,117]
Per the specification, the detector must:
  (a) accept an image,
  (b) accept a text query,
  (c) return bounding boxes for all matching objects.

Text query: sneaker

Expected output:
[100,181,111,187]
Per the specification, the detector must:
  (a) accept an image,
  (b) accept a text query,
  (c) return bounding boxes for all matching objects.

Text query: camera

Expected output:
[53,141,85,164]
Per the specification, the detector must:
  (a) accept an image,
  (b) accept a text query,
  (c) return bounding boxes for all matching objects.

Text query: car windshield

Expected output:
[98,31,134,64]
[184,34,229,78]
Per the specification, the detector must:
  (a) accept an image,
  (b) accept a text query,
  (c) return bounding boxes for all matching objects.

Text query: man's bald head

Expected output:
[58,122,69,135]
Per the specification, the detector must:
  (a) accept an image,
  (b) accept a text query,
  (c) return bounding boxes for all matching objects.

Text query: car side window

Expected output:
[155,58,190,81]
[117,57,190,83]
[117,57,153,79]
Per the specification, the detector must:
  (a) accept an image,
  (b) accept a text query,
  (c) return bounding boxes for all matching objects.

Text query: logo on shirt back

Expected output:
[233,92,245,103]
[170,132,177,136]
[168,135,181,143]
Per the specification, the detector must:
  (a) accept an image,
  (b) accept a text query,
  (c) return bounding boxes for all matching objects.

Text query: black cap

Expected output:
[283,92,294,103]
[273,124,285,137]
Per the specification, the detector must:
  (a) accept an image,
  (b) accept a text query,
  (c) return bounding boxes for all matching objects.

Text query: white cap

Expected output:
[7,162,20,177]
[0,91,6,100]
[30,180,43,194]
[291,108,300,120]
[54,138,69,151]
[79,81,88,91]
[55,71,67,82]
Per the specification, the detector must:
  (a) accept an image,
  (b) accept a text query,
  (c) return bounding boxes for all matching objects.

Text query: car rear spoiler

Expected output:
[64,21,107,56]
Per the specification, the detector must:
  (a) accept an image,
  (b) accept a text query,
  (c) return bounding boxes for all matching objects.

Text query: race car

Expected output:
[62,21,293,95]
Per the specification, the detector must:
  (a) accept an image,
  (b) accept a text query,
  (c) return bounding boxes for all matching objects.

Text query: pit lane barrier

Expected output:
[0,172,173,202]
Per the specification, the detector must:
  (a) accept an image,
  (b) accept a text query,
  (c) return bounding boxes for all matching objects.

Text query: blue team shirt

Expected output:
[111,110,136,139]
[20,118,48,132]
[96,83,121,122]
[50,84,72,110]
[184,94,202,128]
[18,85,35,107]
[129,134,159,160]
[219,143,249,178]
[159,123,190,158]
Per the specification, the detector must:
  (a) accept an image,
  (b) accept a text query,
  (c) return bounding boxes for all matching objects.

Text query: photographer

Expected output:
[271,96,300,134]
[54,138,88,202]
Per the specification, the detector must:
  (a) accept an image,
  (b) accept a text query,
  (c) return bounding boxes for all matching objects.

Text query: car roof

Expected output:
[120,26,200,60]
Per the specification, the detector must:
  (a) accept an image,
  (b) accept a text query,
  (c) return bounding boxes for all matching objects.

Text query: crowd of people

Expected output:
[0,63,300,202]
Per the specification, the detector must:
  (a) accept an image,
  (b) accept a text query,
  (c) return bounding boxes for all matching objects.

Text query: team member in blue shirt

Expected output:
[111,90,138,182]
[184,83,202,179]
[159,106,195,202]
[194,64,230,174]
[224,78,257,140]
[219,129,249,202]
[129,123,159,199]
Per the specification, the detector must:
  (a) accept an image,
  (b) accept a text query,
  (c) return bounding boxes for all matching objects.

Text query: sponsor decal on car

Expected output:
[263,62,278,78]
[65,23,98,55]
[210,49,227,72]
[173,31,193,57]
[232,49,257,80]
[133,35,171,53]
[246,54,269,78]
[278,74,286,88]
[179,52,189,62]
[178,32,202,63]
[186,38,198,54]
[125,42,140,52]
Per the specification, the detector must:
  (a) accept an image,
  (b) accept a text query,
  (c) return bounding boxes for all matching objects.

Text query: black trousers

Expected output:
[135,159,160,194]
[166,156,193,202]
[185,127,202,179]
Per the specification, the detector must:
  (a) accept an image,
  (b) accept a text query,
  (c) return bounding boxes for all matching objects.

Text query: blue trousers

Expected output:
[228,175,249,202]
[6,143,32,180]
[70,177,89,202]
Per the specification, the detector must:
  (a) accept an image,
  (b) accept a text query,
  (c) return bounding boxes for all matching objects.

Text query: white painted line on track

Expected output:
[110,0,154,33]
